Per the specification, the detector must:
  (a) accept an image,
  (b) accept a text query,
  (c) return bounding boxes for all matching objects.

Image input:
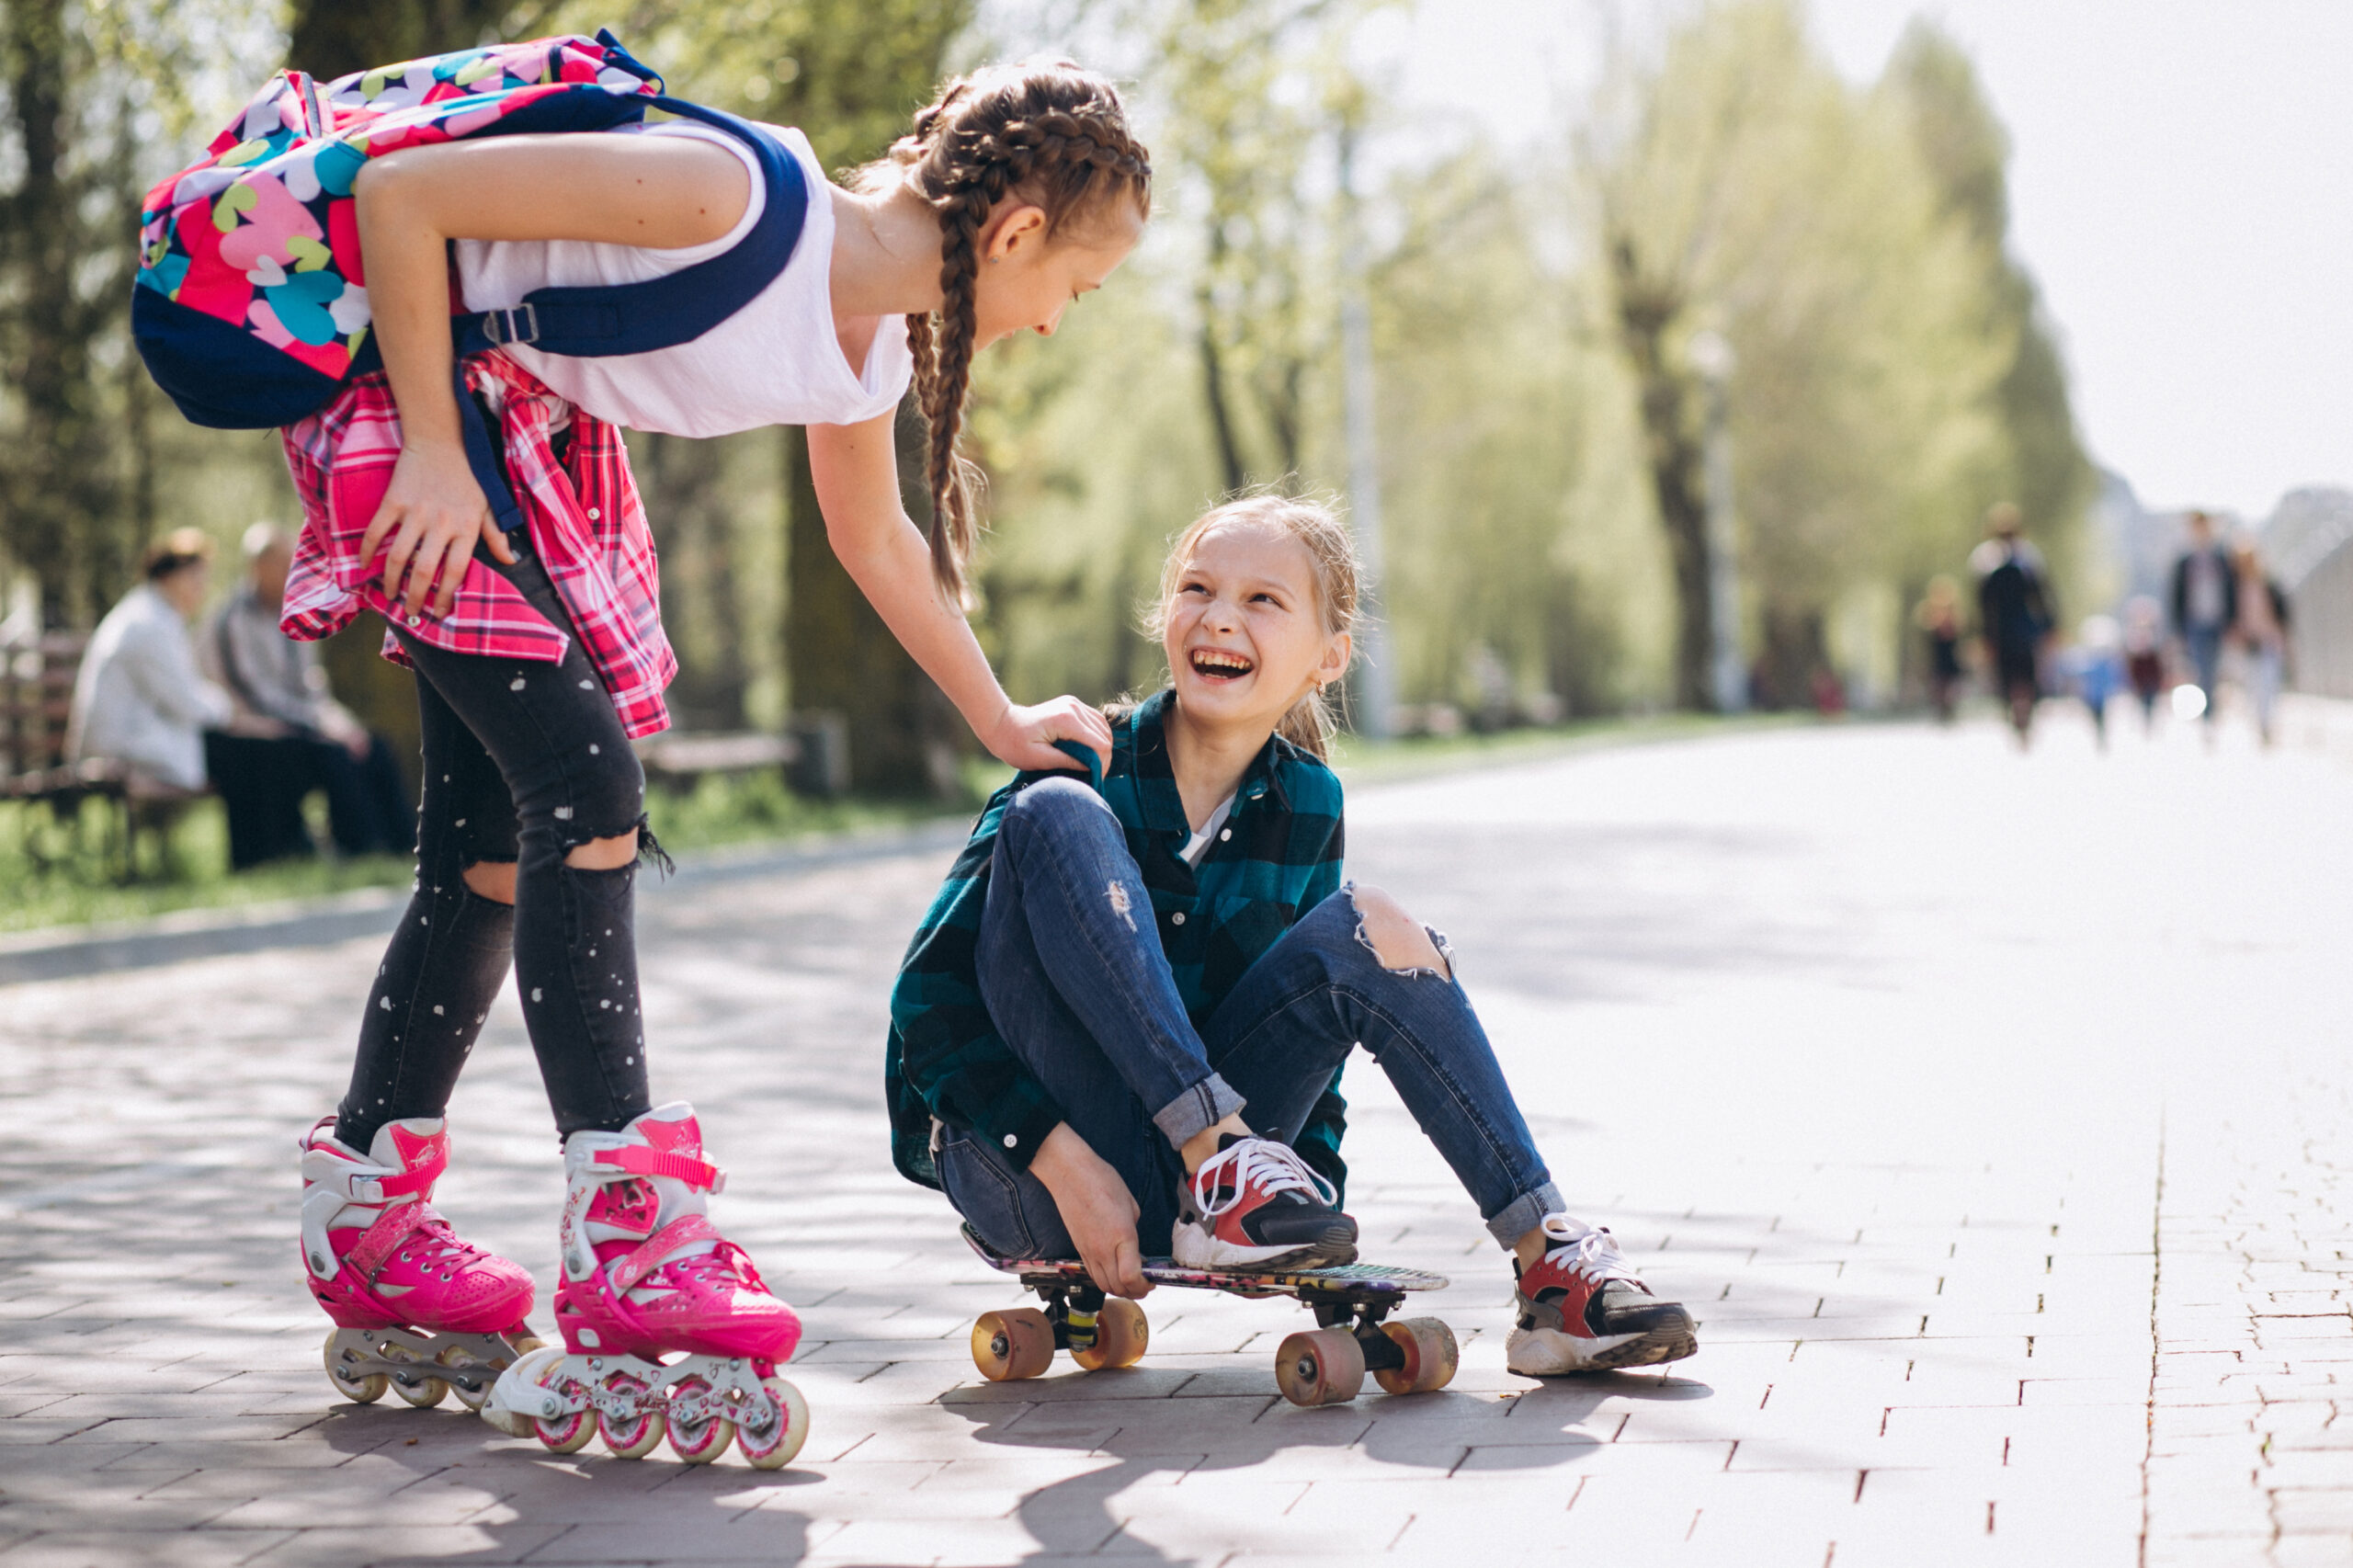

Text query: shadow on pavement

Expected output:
[940,1369,1714,1564]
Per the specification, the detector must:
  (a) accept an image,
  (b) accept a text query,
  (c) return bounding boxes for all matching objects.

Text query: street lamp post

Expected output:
[1688,330,1746,715]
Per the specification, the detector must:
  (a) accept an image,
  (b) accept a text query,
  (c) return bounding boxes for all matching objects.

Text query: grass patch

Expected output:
[0,765,987,937]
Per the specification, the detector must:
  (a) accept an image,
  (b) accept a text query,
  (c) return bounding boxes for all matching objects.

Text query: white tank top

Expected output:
[453,121,913,438]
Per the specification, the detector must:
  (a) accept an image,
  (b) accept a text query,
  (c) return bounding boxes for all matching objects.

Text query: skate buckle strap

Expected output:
[593,1145,724,1194]
[608,1213,724,1296]
[343,1199,443,1283]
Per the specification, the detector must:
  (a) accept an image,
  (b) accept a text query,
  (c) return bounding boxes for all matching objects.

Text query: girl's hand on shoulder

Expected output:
[1030,1122,1150,1299]
[358,440,517,622]
[986,695,1112,775]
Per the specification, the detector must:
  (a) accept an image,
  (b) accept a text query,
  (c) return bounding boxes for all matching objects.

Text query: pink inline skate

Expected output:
[300,1116,540,1412]
[484,1103,810,1468]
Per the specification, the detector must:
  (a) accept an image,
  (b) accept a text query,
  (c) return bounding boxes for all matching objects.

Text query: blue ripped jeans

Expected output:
[936,776,1562,1259]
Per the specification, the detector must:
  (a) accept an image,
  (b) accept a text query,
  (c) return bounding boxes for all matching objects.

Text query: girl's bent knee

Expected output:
[460,859,518,904]
[1347,883,1452,980]
[1005,774,1116,840]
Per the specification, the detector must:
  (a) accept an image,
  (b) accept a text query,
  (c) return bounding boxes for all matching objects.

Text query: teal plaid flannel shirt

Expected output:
[885,688,1351,1200]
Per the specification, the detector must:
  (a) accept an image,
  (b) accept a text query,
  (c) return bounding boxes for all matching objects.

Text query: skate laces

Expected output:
[392,1206,486,1274]
[1191,1137,1337,1219]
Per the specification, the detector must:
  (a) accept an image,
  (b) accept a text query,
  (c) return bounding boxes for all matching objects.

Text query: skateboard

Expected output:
[962,1225,1456,1407]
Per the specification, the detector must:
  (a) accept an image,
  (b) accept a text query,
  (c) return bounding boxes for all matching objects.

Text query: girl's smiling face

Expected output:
[1163,521,1352,737]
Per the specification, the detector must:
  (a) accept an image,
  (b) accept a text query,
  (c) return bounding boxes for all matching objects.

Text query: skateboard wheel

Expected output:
[1276,1328,1366,1407]
[972,1308,1055,1381]
[323,1330,387,1404]
[1373,1316,1459,1396]
[1072,1297,1149,1371]
[738,1377,811,1470]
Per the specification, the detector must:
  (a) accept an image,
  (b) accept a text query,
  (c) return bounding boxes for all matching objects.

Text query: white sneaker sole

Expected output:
[1169,1220,1353,1271]
[1506,1322,1698,1376]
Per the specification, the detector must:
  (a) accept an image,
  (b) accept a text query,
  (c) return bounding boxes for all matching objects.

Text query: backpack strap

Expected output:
[452,97,806,362]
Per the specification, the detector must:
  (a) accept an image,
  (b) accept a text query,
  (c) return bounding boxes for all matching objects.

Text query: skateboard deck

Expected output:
[976,1247,1449,1300]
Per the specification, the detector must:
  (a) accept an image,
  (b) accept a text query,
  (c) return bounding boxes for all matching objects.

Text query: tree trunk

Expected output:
[0,0,120,627]
[782,408,961,798]
[1196,289,1246,496]
[284,0,524,82]
[638,431,749,732]
[1610,240,1716,711]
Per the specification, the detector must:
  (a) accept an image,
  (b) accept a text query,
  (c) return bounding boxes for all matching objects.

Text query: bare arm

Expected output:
[808,414,1112,774]
[352,133,750,618]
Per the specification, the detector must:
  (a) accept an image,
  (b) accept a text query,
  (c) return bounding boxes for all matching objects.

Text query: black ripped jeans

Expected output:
[335,531,654,1150]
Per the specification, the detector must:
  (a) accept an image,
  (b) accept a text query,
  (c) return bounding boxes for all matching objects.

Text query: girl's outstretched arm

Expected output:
[352,134,751,619]
[809,414,1113,773]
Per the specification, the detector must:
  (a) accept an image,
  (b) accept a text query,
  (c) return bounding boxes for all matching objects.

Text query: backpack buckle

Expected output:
[482,303,540,347]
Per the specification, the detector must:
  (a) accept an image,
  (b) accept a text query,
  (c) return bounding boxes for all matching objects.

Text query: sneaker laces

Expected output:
[1533,1218,1644,1290]
[1190,1137,1337,1220]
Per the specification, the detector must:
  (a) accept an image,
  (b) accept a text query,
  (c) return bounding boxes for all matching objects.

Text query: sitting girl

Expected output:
[884,494,1697,1375]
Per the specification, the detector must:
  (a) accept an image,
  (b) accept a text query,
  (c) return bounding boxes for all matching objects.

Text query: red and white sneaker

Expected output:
[1506,1218,1697,1375]
[1170,1135,1357,1269]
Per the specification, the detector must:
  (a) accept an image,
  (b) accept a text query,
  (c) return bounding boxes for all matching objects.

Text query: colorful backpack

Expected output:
[132,30,804,434]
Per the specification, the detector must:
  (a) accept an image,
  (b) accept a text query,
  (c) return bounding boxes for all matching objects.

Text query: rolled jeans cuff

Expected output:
[1151,1073,1245,1152]
[1487,1182,1564,1248]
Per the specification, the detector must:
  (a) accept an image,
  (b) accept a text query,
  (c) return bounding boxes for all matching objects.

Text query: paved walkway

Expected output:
[4,708,2350,1567]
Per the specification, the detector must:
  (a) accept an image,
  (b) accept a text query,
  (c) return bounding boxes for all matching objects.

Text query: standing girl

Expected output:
[886,495,1698,1382]
[278,51,1151,1464]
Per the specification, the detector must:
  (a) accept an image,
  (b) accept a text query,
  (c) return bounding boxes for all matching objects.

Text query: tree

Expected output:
[284,0,542,81]
[1585,1,2021,709]
[1148,0,1353,493]
[1886,21,2095,598]
[0,0,152,627]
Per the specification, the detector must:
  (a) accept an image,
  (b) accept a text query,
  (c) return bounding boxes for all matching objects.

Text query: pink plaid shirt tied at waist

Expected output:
[278,352,676,739]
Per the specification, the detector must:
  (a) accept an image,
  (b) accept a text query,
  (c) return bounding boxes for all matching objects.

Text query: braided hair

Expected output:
[874,62,1152,600]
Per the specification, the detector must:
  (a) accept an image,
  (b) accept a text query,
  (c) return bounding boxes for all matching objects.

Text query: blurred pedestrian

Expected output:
[1969,503,2056,746]
[1915,575,1965,723]
[2169,510,2235,735]
[201,523,412,868]
[66,529,233,793]
[2122,596,2166,733]
[2228,538,2290,747]
[2063,616,2125,751]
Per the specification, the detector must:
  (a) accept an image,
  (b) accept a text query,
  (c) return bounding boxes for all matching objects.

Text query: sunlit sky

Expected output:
[1365,0,2353,521]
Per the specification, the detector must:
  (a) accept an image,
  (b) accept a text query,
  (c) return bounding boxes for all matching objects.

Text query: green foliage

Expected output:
[1586,0,2094,705]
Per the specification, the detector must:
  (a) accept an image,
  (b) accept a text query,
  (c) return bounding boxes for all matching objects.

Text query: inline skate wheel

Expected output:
[391,1370,449,1408]
[1372,1317,1459,1396]
[665,1375,733,1464]
[535,1408,594,1453]
[1275,1328,1366,1408]
[972,1308,1055,1381]
[1071,1298,1149,1371]
[736,1377,810,1471]
[597,1371,665,1460]
[322,1330,387,1404]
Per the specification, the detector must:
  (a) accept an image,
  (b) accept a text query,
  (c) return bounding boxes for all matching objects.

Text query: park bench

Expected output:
[633,713,847,800]
[0,631,199,878]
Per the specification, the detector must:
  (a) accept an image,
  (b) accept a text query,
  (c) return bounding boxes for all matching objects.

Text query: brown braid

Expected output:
[871,62,1153,600]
